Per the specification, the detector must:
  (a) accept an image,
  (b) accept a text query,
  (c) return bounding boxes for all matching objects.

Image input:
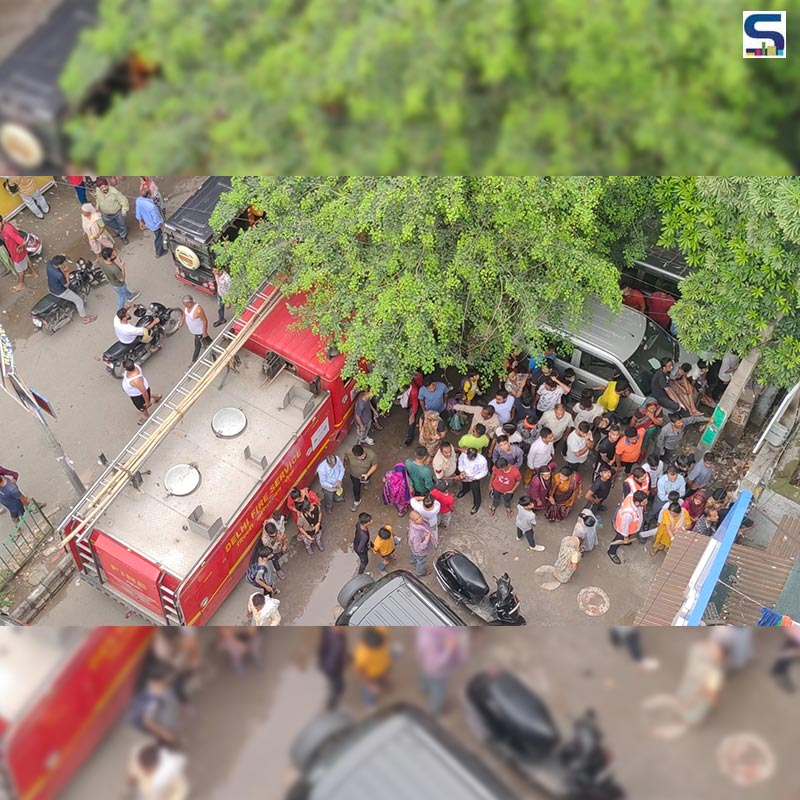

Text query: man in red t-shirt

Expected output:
[64,175,88,204]
[646,291,676,330]
[430,480,455,529]
[286,485,320,522]
[0,215,31,292]
[489,458,522,517]
[622,287,646,313]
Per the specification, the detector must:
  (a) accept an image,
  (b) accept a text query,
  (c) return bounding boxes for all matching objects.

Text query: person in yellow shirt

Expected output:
[352,627,393,707]
[461,370,480,403]
[596,377,631,412]
[371,525,401,572]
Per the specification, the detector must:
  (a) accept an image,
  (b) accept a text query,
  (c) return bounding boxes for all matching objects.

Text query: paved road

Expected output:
[1,175,212,614]
[61,628,800,800]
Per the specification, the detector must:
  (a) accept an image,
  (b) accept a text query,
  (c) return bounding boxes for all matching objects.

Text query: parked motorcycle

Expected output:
[466,671,625,800]
[102,302,182,378]
[31,257,106,335]
[434,550,526,625]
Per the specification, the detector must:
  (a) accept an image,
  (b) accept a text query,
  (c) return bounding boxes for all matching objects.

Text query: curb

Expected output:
[11,555,75,623]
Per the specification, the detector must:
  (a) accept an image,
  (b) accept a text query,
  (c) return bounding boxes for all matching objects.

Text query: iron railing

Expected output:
[0,499,54,591]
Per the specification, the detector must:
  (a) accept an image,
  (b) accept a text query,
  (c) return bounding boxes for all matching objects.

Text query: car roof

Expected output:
[345,572,465,626]
[163,176,233,244]
[0,0,98,110]
[633,245,690,282]
[541,298,647,363]
[308,705,515,800]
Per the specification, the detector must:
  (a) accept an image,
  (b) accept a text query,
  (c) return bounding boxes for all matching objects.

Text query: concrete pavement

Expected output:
[1,175,213,617]
[59,628,800,800]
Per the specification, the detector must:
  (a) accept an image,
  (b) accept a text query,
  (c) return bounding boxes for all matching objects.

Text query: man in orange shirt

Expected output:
[615,426,645,475]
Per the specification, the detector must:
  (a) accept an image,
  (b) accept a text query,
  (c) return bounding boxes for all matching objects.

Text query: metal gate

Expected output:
[0,500,54,591]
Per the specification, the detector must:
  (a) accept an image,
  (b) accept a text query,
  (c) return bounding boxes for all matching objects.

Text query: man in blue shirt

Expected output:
[647,465,686,524]
[135,188,166,258]
[46,254,95,324]
[418,376,448,414]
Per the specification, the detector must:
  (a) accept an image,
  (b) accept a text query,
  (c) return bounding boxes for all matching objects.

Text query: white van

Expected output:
[539,299,695,419]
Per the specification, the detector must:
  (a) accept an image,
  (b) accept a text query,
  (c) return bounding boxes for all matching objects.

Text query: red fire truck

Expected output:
[60,284,356,625]
[0,628,152,800]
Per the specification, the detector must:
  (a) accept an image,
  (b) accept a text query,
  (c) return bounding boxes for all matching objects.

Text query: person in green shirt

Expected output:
[100,246,140,309]
[458,422,489,453]
[405,446,435,494]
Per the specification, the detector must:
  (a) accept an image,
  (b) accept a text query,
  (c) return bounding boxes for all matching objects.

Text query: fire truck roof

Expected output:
[0,629,84,722]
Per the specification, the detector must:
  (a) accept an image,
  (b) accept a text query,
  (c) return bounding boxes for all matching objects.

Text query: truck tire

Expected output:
[290,711,353,772]
[336,574,375,609]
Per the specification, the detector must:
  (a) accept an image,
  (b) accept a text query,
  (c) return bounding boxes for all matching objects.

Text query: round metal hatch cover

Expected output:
[164,463,201,497]
[212,407,247,438]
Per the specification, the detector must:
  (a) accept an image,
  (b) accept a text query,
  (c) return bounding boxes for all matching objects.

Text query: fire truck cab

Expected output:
[62,286,355,625]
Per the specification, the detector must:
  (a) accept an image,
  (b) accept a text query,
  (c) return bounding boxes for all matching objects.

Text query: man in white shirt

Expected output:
[565,421,593,466]
[572,394,603,428]
[527,428,555,471]
[491,388,515,424]
[114,307,161,350]
[719,352,740,385]
[538,403,571,442]
[641,454,664,496]
[455,448,489,514]
[128,742,189,800]
[410,493,441,536]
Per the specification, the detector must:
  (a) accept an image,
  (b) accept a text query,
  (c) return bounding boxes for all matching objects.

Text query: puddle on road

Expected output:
[285,546,359,625]
[205,665,326,800]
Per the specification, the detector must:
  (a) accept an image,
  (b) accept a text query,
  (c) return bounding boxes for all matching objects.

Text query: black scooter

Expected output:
[466,671,625,800]
[434,550,526,625]
[31,257,106,335]
[102,302,182,378]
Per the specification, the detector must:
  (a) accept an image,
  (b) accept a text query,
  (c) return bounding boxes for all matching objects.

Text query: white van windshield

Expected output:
[625,318,679,396]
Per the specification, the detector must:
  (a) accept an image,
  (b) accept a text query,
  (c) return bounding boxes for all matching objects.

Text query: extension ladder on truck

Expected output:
[60,282,281,622]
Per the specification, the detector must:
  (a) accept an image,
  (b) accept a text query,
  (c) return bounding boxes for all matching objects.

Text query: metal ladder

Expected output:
[60,283,281,556]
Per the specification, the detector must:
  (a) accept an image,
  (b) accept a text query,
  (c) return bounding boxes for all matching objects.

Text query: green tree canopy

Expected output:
[60,0,794,174]
[656,176,800,387]
[210,176,654,405]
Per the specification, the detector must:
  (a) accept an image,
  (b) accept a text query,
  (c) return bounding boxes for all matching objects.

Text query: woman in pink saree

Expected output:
[382,462,413,516]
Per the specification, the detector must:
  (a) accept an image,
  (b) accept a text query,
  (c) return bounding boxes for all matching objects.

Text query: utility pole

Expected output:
[0,324,86,500]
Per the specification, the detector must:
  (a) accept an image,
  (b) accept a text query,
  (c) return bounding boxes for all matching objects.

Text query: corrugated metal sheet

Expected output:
[716,546,796,625]
[635,532,796,626]
[635,532,708,626]
[766,515,800,563]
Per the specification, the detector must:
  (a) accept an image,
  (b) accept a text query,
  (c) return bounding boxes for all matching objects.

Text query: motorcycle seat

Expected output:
[446,552,490,599]
[468,672,560,754]
[104,340,135,360]
[31,293,72,315]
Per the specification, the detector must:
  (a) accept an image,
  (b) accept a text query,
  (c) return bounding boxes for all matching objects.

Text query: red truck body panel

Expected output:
[2,629,152,800]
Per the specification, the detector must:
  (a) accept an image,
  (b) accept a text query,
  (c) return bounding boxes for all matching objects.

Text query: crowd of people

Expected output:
[244,346,745,609]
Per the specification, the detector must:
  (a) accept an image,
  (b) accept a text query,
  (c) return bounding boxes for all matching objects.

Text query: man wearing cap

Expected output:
[94,177,130,244]
[136,187,167,258]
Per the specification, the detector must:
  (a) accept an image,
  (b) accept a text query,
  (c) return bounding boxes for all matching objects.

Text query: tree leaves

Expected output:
[657,176,800,387]
[210,177,652,406]
[59,1,796,173]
